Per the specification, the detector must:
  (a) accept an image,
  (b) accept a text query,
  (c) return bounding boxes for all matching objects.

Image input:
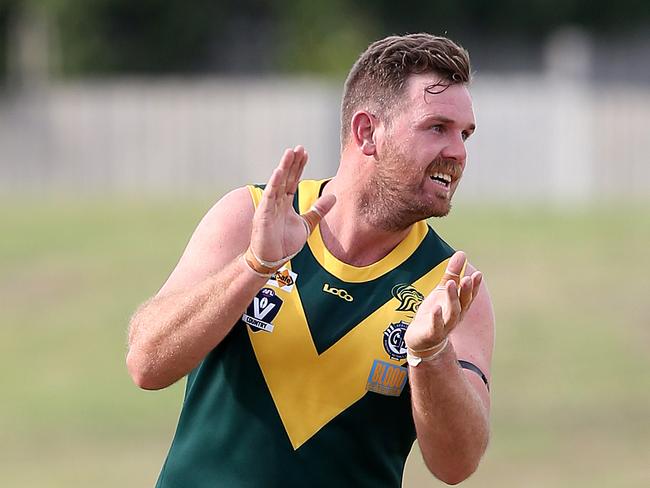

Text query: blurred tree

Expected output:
[1,0,649,80]
[37,0,236,74]
[271,0,377,75]
[0,0,18,81]
[359,0,650,38]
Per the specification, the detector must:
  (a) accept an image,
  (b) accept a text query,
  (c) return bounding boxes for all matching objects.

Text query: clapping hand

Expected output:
[404,251,483,354]
[249,146,336,267]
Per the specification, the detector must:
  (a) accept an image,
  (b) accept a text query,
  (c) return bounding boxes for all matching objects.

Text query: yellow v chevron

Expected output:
[246,259,449,449]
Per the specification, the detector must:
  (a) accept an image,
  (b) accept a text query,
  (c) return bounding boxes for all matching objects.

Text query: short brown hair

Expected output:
[341,33,471,146]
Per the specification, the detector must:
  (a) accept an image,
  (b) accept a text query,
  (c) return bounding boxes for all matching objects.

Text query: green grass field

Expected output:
[1,198,649,487]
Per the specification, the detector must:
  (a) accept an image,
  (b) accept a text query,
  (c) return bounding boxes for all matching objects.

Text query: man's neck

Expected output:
[318,176,413,267]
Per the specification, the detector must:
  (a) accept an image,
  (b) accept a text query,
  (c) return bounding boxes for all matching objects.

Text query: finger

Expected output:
[459,275,473,311]
[432,305,445,341]
[260,169,285,210]
[444,279,462,332]
[438,250,466,287]
[457,272,483,321]
[276,147,299,194]
[297,149,309,183]
[285,146,306,195]
[313,193,336,216]
[286,147,308,196]
[300,193,336,235]
[470,271,482,302]
[264,149,294,199]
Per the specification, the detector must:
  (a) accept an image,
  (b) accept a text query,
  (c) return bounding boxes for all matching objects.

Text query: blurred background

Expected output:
[1,1,649,486]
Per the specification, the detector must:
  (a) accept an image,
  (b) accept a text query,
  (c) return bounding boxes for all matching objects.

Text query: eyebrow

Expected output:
[426,115,476,132]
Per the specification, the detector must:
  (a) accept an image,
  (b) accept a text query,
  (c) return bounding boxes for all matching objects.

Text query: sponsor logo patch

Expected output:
[366,359,408,397]
[267,267,298,292]
[323,283,354,302]
[242,288,283,333]
[392,283,424,315]
[383,321,408,360]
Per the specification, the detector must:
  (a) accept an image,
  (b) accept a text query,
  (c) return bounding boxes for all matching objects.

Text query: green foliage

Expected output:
[272,0,377,75]
[0,0,17,80]
[356,0,650,37]
[1,0,649,78]
[38,0,231,74]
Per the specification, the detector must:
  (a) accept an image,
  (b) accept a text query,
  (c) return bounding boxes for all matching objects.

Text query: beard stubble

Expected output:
[358,142,458,232]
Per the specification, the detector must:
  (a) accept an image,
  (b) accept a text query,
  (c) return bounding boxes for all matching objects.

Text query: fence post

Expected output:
[544,27,594,202]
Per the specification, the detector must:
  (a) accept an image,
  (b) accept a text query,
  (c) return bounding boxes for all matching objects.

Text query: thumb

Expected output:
[301,194,336,234]
[438,250,467,287]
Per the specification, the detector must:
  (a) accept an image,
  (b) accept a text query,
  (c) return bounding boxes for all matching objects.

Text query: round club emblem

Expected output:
[383,321,408,361]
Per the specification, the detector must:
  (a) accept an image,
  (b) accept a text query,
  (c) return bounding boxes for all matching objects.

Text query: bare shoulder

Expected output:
[451,261,495,395]
[156,186,255,297]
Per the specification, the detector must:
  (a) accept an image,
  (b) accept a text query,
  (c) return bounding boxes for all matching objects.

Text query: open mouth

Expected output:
[429,171,452,189]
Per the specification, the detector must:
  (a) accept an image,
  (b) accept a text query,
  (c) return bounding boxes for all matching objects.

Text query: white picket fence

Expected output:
[1,75,649,201]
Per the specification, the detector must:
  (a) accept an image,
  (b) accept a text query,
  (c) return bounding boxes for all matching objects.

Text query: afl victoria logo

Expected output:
[323,283,353,302]
[383,321,408,360]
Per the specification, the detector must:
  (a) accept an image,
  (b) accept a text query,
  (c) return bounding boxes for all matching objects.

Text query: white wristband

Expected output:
[406,337,449,367]
[249,247,301,270]
[241,255,274,278]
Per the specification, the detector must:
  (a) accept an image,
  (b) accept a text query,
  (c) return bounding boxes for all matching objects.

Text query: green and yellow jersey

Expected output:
[156,179,456,488]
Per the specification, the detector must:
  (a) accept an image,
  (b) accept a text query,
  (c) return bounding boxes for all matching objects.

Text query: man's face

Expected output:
[361,73,476,231]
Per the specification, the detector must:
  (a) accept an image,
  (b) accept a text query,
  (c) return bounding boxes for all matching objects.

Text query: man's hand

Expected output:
[249,146,336,264]
[404,251,483,352]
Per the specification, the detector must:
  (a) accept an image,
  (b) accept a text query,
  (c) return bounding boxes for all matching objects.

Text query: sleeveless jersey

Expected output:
[156,179,456,488]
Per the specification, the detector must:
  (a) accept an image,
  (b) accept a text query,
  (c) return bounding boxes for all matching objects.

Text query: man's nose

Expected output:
[441,133,467,164]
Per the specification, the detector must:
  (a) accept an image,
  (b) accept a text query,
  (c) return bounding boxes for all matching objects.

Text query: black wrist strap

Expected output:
[458,360,490,391]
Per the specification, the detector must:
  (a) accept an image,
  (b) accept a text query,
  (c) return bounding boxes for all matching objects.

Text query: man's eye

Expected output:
[431,125,443,133]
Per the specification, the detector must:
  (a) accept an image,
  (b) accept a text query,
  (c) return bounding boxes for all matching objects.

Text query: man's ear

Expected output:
[351,111,377,156]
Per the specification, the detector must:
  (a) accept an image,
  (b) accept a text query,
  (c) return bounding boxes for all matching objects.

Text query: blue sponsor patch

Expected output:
[366,359,408,397]
[242,288,283,333]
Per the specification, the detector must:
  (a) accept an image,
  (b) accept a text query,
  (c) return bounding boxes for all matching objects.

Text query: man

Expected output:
[128,33,494,487]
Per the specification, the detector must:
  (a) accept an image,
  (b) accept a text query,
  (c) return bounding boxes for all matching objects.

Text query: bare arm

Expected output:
[404,252,494,485]
[126,187,265,390]
[126,147,335,390]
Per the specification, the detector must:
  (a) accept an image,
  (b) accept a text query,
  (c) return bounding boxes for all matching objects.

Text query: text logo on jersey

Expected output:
[383,321,408,360]
[267,266,298,292]
[392,283,424,316]
[323,283,353,302]
[242,288,283,333]
[366,359,408,397]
